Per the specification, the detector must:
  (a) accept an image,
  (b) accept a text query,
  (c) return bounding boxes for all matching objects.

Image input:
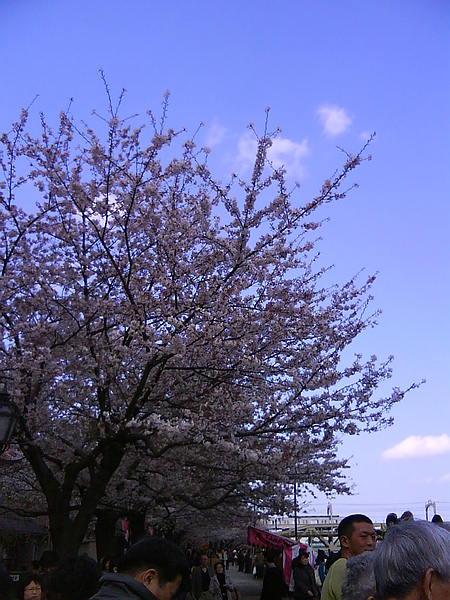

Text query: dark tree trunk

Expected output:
[22,440,125,558]
[95,509,123,561]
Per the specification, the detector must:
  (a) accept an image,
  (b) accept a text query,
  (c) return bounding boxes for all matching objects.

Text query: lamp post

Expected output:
[0,385,18,455]
[425,500,437,521]
[294,481,298,539]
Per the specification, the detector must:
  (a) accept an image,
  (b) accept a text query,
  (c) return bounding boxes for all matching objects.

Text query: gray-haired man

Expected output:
[374,519,450,600]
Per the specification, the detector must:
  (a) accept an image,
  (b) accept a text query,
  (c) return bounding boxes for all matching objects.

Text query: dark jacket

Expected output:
[191,566,214,600]
[90,573,158,600]
[291,558,319,600]
[0,563,14,600]
[260,565,288,600]
[325,550,341,571]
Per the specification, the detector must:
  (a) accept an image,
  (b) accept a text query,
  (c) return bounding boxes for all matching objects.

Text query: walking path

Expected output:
[226,566,263,600]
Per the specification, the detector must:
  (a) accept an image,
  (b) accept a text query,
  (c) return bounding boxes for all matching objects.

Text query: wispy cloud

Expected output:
[382,434,450,460]
[359,130,374,141]
[236,132,257,170]
[317,104,352,136]
[237,132,309,178]
[205,120,228,147]
[438,473,450,483]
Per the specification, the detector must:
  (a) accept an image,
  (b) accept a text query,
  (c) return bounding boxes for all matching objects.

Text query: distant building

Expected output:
[261,514,340,549]
[0,514,47,574]
[261,512,385,550]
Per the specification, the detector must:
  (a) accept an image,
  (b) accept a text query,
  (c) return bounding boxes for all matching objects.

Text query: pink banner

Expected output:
[284,546,293,587]
[247,526,295,549]
[284,543,309,590]
[247,527,308,586]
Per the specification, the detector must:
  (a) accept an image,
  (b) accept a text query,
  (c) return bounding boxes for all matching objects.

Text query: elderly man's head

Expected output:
[341,551,377,600]
[374,520,450,600]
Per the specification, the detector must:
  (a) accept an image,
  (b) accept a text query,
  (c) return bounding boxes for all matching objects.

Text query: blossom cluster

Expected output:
[0,101,414,553]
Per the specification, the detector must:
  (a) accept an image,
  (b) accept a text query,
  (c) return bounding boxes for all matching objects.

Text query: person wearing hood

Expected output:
[291,550,319,600]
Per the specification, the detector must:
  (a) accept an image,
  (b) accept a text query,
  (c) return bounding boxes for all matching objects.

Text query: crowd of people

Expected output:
[1,511,449,600]
[293,512,450,600]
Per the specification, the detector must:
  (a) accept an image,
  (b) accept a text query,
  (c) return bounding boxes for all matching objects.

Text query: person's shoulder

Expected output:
[90,573,156,600]
[332,558,347,573]
[329,559,347,591]
[321,558,347,600]
[327,557,347,574]
[326,557,347,583]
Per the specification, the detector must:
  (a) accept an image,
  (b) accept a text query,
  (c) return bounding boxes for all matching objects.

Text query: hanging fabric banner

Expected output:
[247,526,296,549]
[247,526,308,585]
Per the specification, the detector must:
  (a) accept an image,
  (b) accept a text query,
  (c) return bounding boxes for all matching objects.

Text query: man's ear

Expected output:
[423,567,445,600]
[339,535,350,551]
[422,568,437,600]
[137,568,157,587]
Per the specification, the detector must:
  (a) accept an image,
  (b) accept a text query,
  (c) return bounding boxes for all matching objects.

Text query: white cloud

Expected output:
[359,130,373,141]
[317,104,352,136]
[237,132,257,169]
[382,434,450,460]
[205,120,228,147]
[270,137,310,176]
[439,473,450,483]
[237,132,309,178]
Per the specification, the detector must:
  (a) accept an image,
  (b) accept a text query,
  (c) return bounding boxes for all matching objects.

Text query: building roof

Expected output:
[0,515,46,535]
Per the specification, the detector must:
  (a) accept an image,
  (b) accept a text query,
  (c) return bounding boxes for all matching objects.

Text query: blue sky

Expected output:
[1,0,449,523]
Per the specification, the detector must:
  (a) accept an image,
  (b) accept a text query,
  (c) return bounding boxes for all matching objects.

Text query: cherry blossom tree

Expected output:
[0,91,417,556]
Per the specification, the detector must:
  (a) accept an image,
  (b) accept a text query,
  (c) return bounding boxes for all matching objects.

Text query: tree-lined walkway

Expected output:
[227,566,263,600]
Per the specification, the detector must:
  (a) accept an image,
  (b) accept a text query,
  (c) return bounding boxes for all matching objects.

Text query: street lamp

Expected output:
[294,481,298,539]
[0,387,18,454]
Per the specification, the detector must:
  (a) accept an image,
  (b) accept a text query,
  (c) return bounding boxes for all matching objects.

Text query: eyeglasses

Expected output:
[25,586,41,594]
